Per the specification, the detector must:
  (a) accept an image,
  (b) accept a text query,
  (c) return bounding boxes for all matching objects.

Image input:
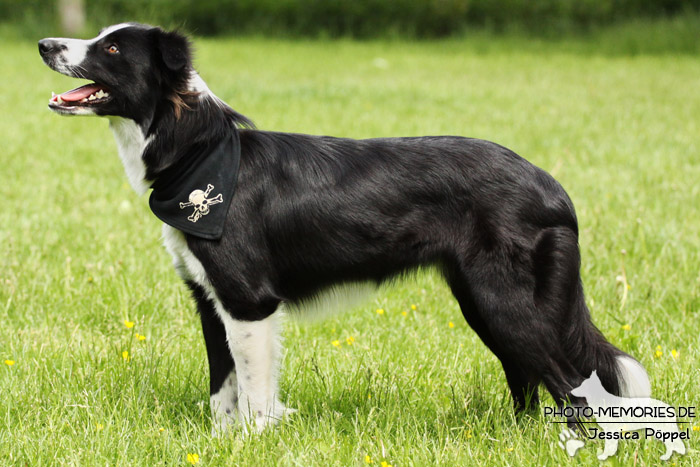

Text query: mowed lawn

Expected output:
[0,35,699,466]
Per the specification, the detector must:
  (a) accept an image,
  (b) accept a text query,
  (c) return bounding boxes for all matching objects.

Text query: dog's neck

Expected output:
[108,71,250,196]
[108,116,151,195]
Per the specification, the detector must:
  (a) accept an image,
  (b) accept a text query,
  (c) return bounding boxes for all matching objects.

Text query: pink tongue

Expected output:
[56,84,105,102]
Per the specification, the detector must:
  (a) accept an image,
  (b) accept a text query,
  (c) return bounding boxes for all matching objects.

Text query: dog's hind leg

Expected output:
[188,282,240,435]
[446,252,588,412]
[446,267,541,412]
[501,361,540,411]
[531,227,650,400]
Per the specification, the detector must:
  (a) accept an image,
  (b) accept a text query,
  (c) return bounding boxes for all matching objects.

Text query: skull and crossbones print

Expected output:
[179,184,223,222]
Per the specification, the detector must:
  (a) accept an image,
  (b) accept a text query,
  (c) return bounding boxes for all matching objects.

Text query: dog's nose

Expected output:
[38,39,64,56]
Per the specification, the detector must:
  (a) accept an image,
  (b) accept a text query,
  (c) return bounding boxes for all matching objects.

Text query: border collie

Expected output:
[39,23,651,434]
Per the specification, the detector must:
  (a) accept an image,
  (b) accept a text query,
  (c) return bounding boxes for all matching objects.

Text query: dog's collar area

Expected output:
[49,83,111,109]
[149,130,240,240]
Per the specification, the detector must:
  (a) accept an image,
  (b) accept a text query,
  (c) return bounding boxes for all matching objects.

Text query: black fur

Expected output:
[40,24,640,415]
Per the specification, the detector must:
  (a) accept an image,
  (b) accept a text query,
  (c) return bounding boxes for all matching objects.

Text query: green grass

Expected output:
[1,33,699,466]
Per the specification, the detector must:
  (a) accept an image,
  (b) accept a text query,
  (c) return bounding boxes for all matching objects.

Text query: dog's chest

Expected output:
[161,224,214,295]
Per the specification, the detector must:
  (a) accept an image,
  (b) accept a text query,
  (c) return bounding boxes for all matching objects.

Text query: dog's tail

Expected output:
[533,227,651,398]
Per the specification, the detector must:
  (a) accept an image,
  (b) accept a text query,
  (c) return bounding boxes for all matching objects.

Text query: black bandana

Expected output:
[148,131,240,240]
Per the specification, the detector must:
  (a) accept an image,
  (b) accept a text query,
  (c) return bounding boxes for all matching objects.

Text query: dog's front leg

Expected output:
[188,282,240,435]
[217,310,292,433]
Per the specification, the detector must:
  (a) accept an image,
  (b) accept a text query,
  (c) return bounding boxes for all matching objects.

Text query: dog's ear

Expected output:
[155,29,191,71]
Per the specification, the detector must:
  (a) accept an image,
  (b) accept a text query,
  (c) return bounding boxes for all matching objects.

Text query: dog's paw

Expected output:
[558,428,584,457]
[241,401,297,434]
[211,413,239,437]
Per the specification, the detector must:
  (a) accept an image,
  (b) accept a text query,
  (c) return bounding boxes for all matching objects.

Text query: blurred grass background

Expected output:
[1,0,700,51]
[0,3,699,466]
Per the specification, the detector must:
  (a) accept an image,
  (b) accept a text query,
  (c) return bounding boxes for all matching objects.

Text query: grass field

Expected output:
[0,32,699,466]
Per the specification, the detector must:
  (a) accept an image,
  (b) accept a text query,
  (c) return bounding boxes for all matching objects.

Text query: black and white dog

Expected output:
[39,23,651,433]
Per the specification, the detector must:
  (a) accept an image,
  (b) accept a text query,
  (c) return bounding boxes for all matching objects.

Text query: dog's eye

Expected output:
[107,44,119,55]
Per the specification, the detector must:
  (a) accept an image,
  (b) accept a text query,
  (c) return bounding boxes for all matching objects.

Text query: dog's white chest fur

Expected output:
[108,117,151,195]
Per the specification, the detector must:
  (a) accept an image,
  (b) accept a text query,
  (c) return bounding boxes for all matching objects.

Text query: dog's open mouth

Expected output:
[49,83,112,111]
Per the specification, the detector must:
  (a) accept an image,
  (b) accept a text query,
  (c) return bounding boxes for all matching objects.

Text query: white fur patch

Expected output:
[187,71,226,108]
[161,225,209,284]
[285,282,377,321]
[60,38,89,71]
[108,117,151,195]
[96,23,132,40]
[187,71,213,95]
[210,370,239,434]
[214,309,289,433]
[616,355,652,398]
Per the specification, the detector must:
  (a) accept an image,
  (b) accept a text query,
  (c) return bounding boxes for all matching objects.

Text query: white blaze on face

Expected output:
[43,23,132,74]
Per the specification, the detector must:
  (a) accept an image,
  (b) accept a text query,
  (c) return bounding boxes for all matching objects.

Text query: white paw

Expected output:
[558,428,585,457]
[241,400,296,434]
[211,412,239,437]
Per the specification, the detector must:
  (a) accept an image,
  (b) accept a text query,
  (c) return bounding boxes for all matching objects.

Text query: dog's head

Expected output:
[39,23,193,123]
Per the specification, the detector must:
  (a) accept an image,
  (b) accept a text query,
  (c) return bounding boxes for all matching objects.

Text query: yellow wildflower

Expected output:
[621,324,631,331]
[401,311,407,317]
[448,321,454,328]
[380,462,392,467]
[365,455,372,464]
[4,360,15,366]
[376,308,384,315]
[124,320,135,329]
[186,453,200,465]
[693,426,699,432]
[122,350,130,362]
[332,340,341,348]
[346,336,355,345]
[96,423,104,431]
[135,333,146,341]
[654,346,663,359]
[410,304,417,310]
[671,349,678,359]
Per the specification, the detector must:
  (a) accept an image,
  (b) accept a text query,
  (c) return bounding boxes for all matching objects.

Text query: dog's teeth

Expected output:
[51,92,56,98]
[88,94,97,101]
[103,92,109,97]
[80,98,87,103]
[56,96,64,104]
